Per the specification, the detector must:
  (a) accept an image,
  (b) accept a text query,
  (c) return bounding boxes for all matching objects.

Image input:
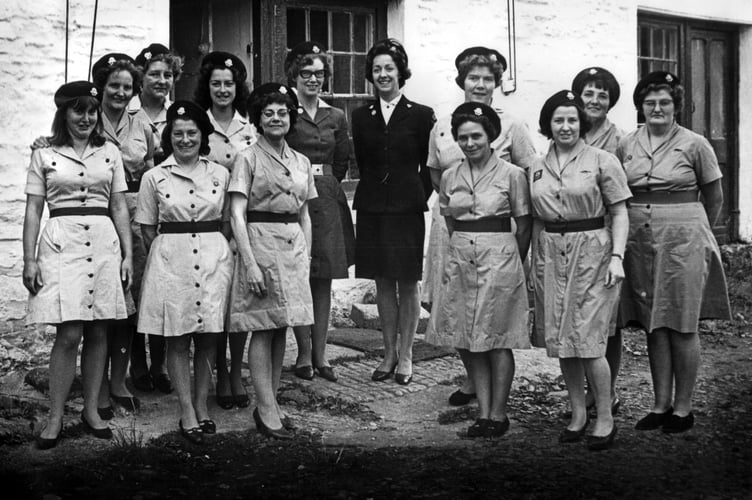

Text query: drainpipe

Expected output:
[502,0,517,95]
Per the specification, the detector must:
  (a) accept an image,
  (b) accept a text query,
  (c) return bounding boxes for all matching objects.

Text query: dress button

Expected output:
[84,225,90,230]
[88,304,93,309]
[287,191,291,195]
[644,223,650,228]
[86,257,92,262]
[193,249,198,254]
[469,190,473,195]
[80,187,85,191]
[189,190,194,194]
[288,240,292,244]
[226,154,231,159]
[52,162,56,166]
[556,194,560,200]
[646,204,651,209]
[561,251,566,257]
[469,240,474,245]
[190,204,195,208]
[194,265,200,270]
[105,158,110,163]
[192,234,196,238]
[195,283,200,288]
[88,273,94,278]
[196,301,201,306]
[469,260,475,265]
[79,172,84,177]
[225,139,230,144]
[166,194,170,198]
[197,318,202,323]
[85,242,91,246]
[286,172,290,176]
[212,190,216,194]
[645,187,651,192]
[89,290,94,294]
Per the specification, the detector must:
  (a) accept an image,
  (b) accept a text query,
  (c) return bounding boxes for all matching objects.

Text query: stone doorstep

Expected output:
[349,303,430,333]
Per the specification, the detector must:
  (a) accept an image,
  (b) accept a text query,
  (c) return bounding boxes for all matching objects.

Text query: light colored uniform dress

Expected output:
[286,99,355,278]
[206,110,257,169]
[129,95,170,136]
[25,142,129,324]
[227,136,318,332]
[585,119,623,156]
[102,112,157,309]
[530,140,631,358]
[425,156,531,351]
[616,123,731,333]
[136,156,233,336]
[423,107,537,304]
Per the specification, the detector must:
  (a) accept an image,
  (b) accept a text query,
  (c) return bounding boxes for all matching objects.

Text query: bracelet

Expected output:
[611,253,623,261]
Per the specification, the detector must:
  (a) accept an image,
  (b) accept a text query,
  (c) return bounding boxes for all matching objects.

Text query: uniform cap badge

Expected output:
[108,56,116,66]
[473,107,482,116]
[225,58,233,68]
[144,51,152,60]
[177,106,185,115]
[566,91,575,100]
[90,87,98,97]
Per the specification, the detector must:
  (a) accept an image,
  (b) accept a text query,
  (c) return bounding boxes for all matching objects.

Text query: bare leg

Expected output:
[271,329,287,420]
[229,332,249,395]
[109,320,134,398]
[489,349,514,422]
[192,333,217,422]
[249,329,283,429]
[215,332,232,398]
[292,324,312,369]
[583,357,614,437]
[396,279,420,376]
[464,351,491,419]
[647,328,674,413]
[40,322,84,440]
[669,330,700,417]
[310,277,333,368]
[166,335,198,428]
[375,277,399,372]
[80,321,109,429]
[559,358,587,431]
[457,351,477,396]
[605,328,623,401]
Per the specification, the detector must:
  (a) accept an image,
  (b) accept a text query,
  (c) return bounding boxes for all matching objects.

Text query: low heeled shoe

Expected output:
[253,408,292,440]
[662,412,694,434]
[635,407,673,431]
[80,414,113,440]
[586,426,617,451]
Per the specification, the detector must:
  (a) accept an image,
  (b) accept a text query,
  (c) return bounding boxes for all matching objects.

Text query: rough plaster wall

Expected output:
[738,26,752,241]
[0,0,168,331]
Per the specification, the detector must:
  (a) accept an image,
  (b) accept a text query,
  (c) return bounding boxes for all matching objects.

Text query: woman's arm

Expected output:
[109,191,133,290]
[141,225,157,253]
[22,194,45,294]
[700,179,724,227]
[513,215,533,262]
[605,200,628,288]
[429,168,442,193]
[230,192,266,296]
[299,201,312,255]
[220,193,232,241]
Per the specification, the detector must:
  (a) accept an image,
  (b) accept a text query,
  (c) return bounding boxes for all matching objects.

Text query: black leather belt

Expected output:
[126,180,141,193]
[453,217,511,233]
[544,216,605,234]
[246,211,299,223]
[630,189,699,205]
[49,207,109,218]
[159,220,222,233]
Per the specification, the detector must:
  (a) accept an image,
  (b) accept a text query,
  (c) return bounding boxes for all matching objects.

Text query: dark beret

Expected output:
[454,46,507,72]
[201,51,247,81]
[539,90,585,133]
[54,81,100,107]
[249,82,299,108]
[571,66,620,108]
[284,41,327,71]
[166,100,214,137]
[92,52,135,79]
[632,70,680,107]
[135,43,170,67]
[452,102,501,141]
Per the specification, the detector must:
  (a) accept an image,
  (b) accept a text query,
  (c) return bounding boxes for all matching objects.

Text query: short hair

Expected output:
[539,103,592,140]
[635,83,685,111]
[248,92,298,134]
[285,52,332,87]
[455,54,505,89]
[160,118,211,157]
[49,97,106,148]
[365,38,411,88]
[92,59,142,96]
[451,114,499,143]
[141,52,183,82]
[194,60,251,117]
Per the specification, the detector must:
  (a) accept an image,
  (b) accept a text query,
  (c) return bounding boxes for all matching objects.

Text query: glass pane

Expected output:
[691,39,706,136]
[652,28,663,60]
[333,54,350,93]
[310,10,328,46]
[287,8,306,48]
[353,54,367,93]
[332,12,350,51]
[353,14,368,52]
[667,29,678,61]
[709,40,727,139]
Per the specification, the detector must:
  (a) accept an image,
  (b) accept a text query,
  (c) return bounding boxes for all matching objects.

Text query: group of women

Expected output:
[23,38,730,451]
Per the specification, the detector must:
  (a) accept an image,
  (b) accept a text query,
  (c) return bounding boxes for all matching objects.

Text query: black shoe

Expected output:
[97,406,115,421]
[448,390,476,406]
[371,363,396,382]
[662,412,695,434]
[395,372,413,385]
[253,408,292,440]
[198,419,216,434]
[234,392,251,408]
[80,414,113,440]
[179,420,204,445]
[153,373,174,394]
[315,366,338,382]
[294,365,315,381]
[467,419,490,438]
[586,426,617,451]
[131,372,154,392]
[111,395,140,412]
[635,407,673,431]
[35,422,61,450]
[559,419,589,444]
[216,394,235,410]
[485,418,510,438]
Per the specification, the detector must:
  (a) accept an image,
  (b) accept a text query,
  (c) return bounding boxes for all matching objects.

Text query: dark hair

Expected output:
[141,53,183,82]
[365,38,411,88]
[92,59,142,96]
[539,104,592,140]
[455,54,504,89]
[451,114,500,143]
[635,82,684,111]
[194,61,251,116]
[285,52,332,87]
[248,92,298,134]
[49,97,106,147]
[161,118,211,157]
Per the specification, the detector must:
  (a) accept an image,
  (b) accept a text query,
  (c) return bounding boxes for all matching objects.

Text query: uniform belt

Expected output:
[49,207,109,218]
[311,163,333,176]
[126,180,141,193]
[246,211,299,223]
[544,216,605,234]
[630,189,699,205]
[159,220,222,234]
[453,217,511,233]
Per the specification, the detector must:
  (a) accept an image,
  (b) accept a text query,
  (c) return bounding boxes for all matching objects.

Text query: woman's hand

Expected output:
[120,256,133,292]
[245,263,267,297]
[29,136,51,150]
[22,259,44,295]
[605,255,625,288]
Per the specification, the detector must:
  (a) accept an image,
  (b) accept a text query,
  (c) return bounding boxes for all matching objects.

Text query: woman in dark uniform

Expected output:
[285,41,355,383]
[618,72,730,433]
[351,39,435,385]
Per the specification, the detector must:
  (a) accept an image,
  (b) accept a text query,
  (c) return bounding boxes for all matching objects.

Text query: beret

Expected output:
[249,82,299,109]
[284,41,327,72]
[92,52,135,79]
[54,81,100,107]
[454,46,507,73]
[201,51,247,81]
[452,102,501,141]
[633,70,680,107]
[135,43,170,67]
[166,100,214,137]
[571,66,620,108]
[539,90,585,133]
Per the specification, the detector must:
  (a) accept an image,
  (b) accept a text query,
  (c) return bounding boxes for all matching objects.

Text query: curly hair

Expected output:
[365,38,411,88]
[160,118,211,157]
[141,53,183,82]
[194,60,251,117]
[49,97,106,147]
[247,92,298,134]
[92,59,142,96]
[451,114,500,143]
[635,82,684,111]
[285,52,332,87]
[455,54,504,89]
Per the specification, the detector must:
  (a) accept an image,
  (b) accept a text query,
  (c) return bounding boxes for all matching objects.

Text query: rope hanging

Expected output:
[65,0,69,82]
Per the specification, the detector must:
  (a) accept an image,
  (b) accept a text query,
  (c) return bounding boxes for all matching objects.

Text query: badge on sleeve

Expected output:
[533,170,542,182]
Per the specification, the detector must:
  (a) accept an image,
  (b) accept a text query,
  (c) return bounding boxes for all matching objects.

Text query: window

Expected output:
[638,20,679,75]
